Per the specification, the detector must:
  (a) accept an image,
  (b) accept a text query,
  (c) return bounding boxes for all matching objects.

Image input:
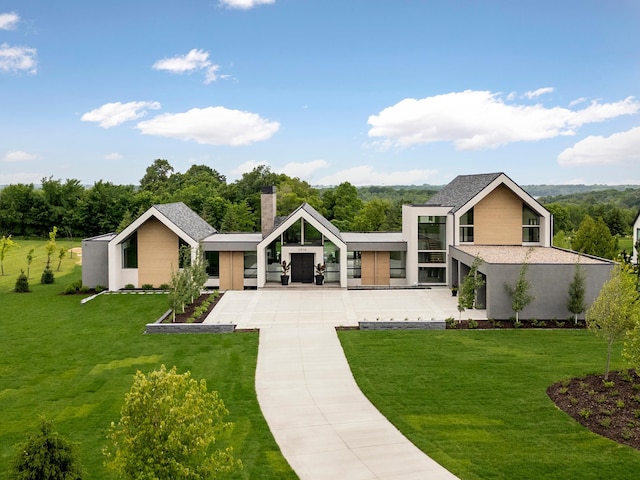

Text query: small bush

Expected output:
[599,417,612,428]
[579,408,591,419]
[617,399,625,408]
[603,380,615,388]
[159,283,170,290]
[41,266,55,284]
[468,319,479,329]
[95,284,106,293]
[622,428,634,440]
[80,286,90,293]
[633,409,640,419]
[123,284,135,290]
[445,317,456,329]
[141,283,154,290]
[14,270,30,293]
[559,387,568,394]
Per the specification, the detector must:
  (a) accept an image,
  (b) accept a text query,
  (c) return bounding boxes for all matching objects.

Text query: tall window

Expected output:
[178,239,190,268]
[523,205,540,243]
[459,208,474,243]
[390,251,406,278]
[347,251,361,278]
[244,251,257,278]
[418,216,447,284]
[122,232,138,268]
[204,251,219,277]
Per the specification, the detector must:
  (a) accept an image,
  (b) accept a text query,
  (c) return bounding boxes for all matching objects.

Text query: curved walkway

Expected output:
[205,290,469,479]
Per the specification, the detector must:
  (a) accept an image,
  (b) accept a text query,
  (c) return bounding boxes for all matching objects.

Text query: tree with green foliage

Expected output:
[352,198,393,231]
[505,249,535,323]
[220,200,255,232]
[9,417,83,480]
[26,248,34,279]
[567,261,586,324]
[104,365,241,480]
[571,215,617,259]
[14,269,30,293]
[458,255,485,320]
[586,266,640,379]
[0,234,19,276]
[323,182,362,231]
[45,226,58,268]
[56,247,67,272]
[139,158,175,193]
[40,266,55,285]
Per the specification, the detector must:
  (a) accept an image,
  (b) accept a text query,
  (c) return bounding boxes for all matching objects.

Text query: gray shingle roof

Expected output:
[425,172,503,212]
[154,202,216,241]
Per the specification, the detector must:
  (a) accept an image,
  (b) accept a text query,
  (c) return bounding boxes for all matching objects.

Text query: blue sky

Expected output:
[1,0,640,186]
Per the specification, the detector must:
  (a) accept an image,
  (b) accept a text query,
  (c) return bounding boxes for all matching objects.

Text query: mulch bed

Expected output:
[547,369,640,450]
[172,292,224,323]
[447,319,586,329]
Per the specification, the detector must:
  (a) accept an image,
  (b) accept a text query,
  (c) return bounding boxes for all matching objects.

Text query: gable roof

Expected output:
[426,173,502,212]
[153,202,216,242]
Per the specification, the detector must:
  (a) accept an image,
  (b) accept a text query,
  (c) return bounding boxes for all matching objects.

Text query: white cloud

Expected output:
[2,150,38,162]
[0,43,37,74]
[367,90,640,150]
[219,0,275,9]
[281,160,329,179]
[81,101,161,128]
[525,87,554,99]
[153,49,223,85]
[558,126,640,166]
[569,97,587,107]
[0,172,44,184]
[136,106,279,146]
[316,166,438,186]
[229,160,269,177]
[0,12,19,30]
[104,152,123,160]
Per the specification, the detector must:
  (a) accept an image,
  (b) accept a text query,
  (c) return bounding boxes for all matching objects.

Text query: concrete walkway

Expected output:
[205,289,468,479]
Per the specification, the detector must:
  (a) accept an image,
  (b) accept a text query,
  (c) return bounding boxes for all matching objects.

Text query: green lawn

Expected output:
[339,330,640,479]
[0,243,296,479]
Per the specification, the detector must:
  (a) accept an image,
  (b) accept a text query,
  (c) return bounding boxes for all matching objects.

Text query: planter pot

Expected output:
[280,275,289,286]
[451,290,458,297]
[315,275,324,286]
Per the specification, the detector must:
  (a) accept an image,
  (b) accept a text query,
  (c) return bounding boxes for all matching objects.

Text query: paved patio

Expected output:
[204,288,475,479]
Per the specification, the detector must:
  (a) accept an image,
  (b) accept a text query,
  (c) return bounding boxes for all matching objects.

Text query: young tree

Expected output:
[45,226,58,268]
[14,269,30,293]
[586,266,640,380]
[504,249,535,323]
[104,365,241,480]
[56,247,68,272]
[567,261,586,324]
[9,417,83,480]
[0,234,19,276]
[26,248,34,279]
[572,215,617,259]
[457,255,485,320]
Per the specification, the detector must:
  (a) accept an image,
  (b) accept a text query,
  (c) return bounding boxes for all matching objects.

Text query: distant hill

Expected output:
[522,184,640,198]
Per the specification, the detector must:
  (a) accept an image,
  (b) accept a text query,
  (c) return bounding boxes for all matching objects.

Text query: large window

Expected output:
[347,251,361,278]
[122,233,138,269]
[283,219,302,245]
[418,216,446,284]
[204,251,219,277]
[390,251,406,278]
[244,251,257,278]
[523,205,540,243]
[459,208,474,243]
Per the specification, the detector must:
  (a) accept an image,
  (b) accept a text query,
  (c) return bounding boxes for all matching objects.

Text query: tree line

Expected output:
[1,159,639,260]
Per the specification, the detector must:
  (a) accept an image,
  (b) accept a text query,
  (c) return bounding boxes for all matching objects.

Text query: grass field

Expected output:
[0,240,296,479]
[339,329,640,480]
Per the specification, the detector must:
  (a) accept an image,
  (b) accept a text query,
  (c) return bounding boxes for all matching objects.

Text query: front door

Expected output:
[290,253,314,283]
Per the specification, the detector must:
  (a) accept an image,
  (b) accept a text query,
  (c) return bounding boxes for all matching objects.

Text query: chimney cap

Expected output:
[261,186,276,194]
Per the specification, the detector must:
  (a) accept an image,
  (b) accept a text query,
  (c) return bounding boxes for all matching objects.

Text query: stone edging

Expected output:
[145,309,236,334]
[359,321,446,330]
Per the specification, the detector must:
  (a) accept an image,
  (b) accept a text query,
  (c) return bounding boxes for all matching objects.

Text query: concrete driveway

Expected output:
[204,288,470,479]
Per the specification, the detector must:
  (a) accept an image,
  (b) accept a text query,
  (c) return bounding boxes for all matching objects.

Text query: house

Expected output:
[632,211,640,264]
[83,172,614,320]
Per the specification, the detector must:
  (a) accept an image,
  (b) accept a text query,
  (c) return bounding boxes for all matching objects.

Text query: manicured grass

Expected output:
[618,236,633,255]
[0,257,296,478]
[339,330,640,480]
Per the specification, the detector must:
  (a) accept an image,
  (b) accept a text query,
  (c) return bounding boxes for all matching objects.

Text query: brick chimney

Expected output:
[261,186,276,237]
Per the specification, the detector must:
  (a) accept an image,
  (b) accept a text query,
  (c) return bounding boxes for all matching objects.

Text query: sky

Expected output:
[1,0,640,187]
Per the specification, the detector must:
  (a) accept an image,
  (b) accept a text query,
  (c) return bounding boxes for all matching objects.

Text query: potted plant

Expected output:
[315,263,325,285]
[451,283,458,296]
[280,260,291,285]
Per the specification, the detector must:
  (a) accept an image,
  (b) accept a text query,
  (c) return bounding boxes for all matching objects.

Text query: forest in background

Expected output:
[0,159,639,258]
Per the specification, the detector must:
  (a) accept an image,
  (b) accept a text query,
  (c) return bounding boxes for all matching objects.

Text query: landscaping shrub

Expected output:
[141,283,154,290]
[123,283,135,290]
[40,266,55,284]
[95,284,106,293]
[14,270,30,293]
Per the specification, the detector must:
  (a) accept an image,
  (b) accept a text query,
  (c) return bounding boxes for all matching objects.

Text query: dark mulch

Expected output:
[547,369,640,450]
[172,292,224,323]
[447,319,586,329]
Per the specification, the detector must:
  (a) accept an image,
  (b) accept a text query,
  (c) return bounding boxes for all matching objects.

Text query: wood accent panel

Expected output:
[220,251,244,290]
[138,217,178,287]
[361,251,390,286]
[474,184,522,245]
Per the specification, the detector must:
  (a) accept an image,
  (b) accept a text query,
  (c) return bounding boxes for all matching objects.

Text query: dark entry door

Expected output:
[290,253,314,283]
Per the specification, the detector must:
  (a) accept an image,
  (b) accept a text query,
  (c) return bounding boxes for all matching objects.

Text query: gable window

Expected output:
[523,205,540,243]
[417,216,446,284]
[178,239,190,268]
[459,208,474,243]
[122,232,138,269]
